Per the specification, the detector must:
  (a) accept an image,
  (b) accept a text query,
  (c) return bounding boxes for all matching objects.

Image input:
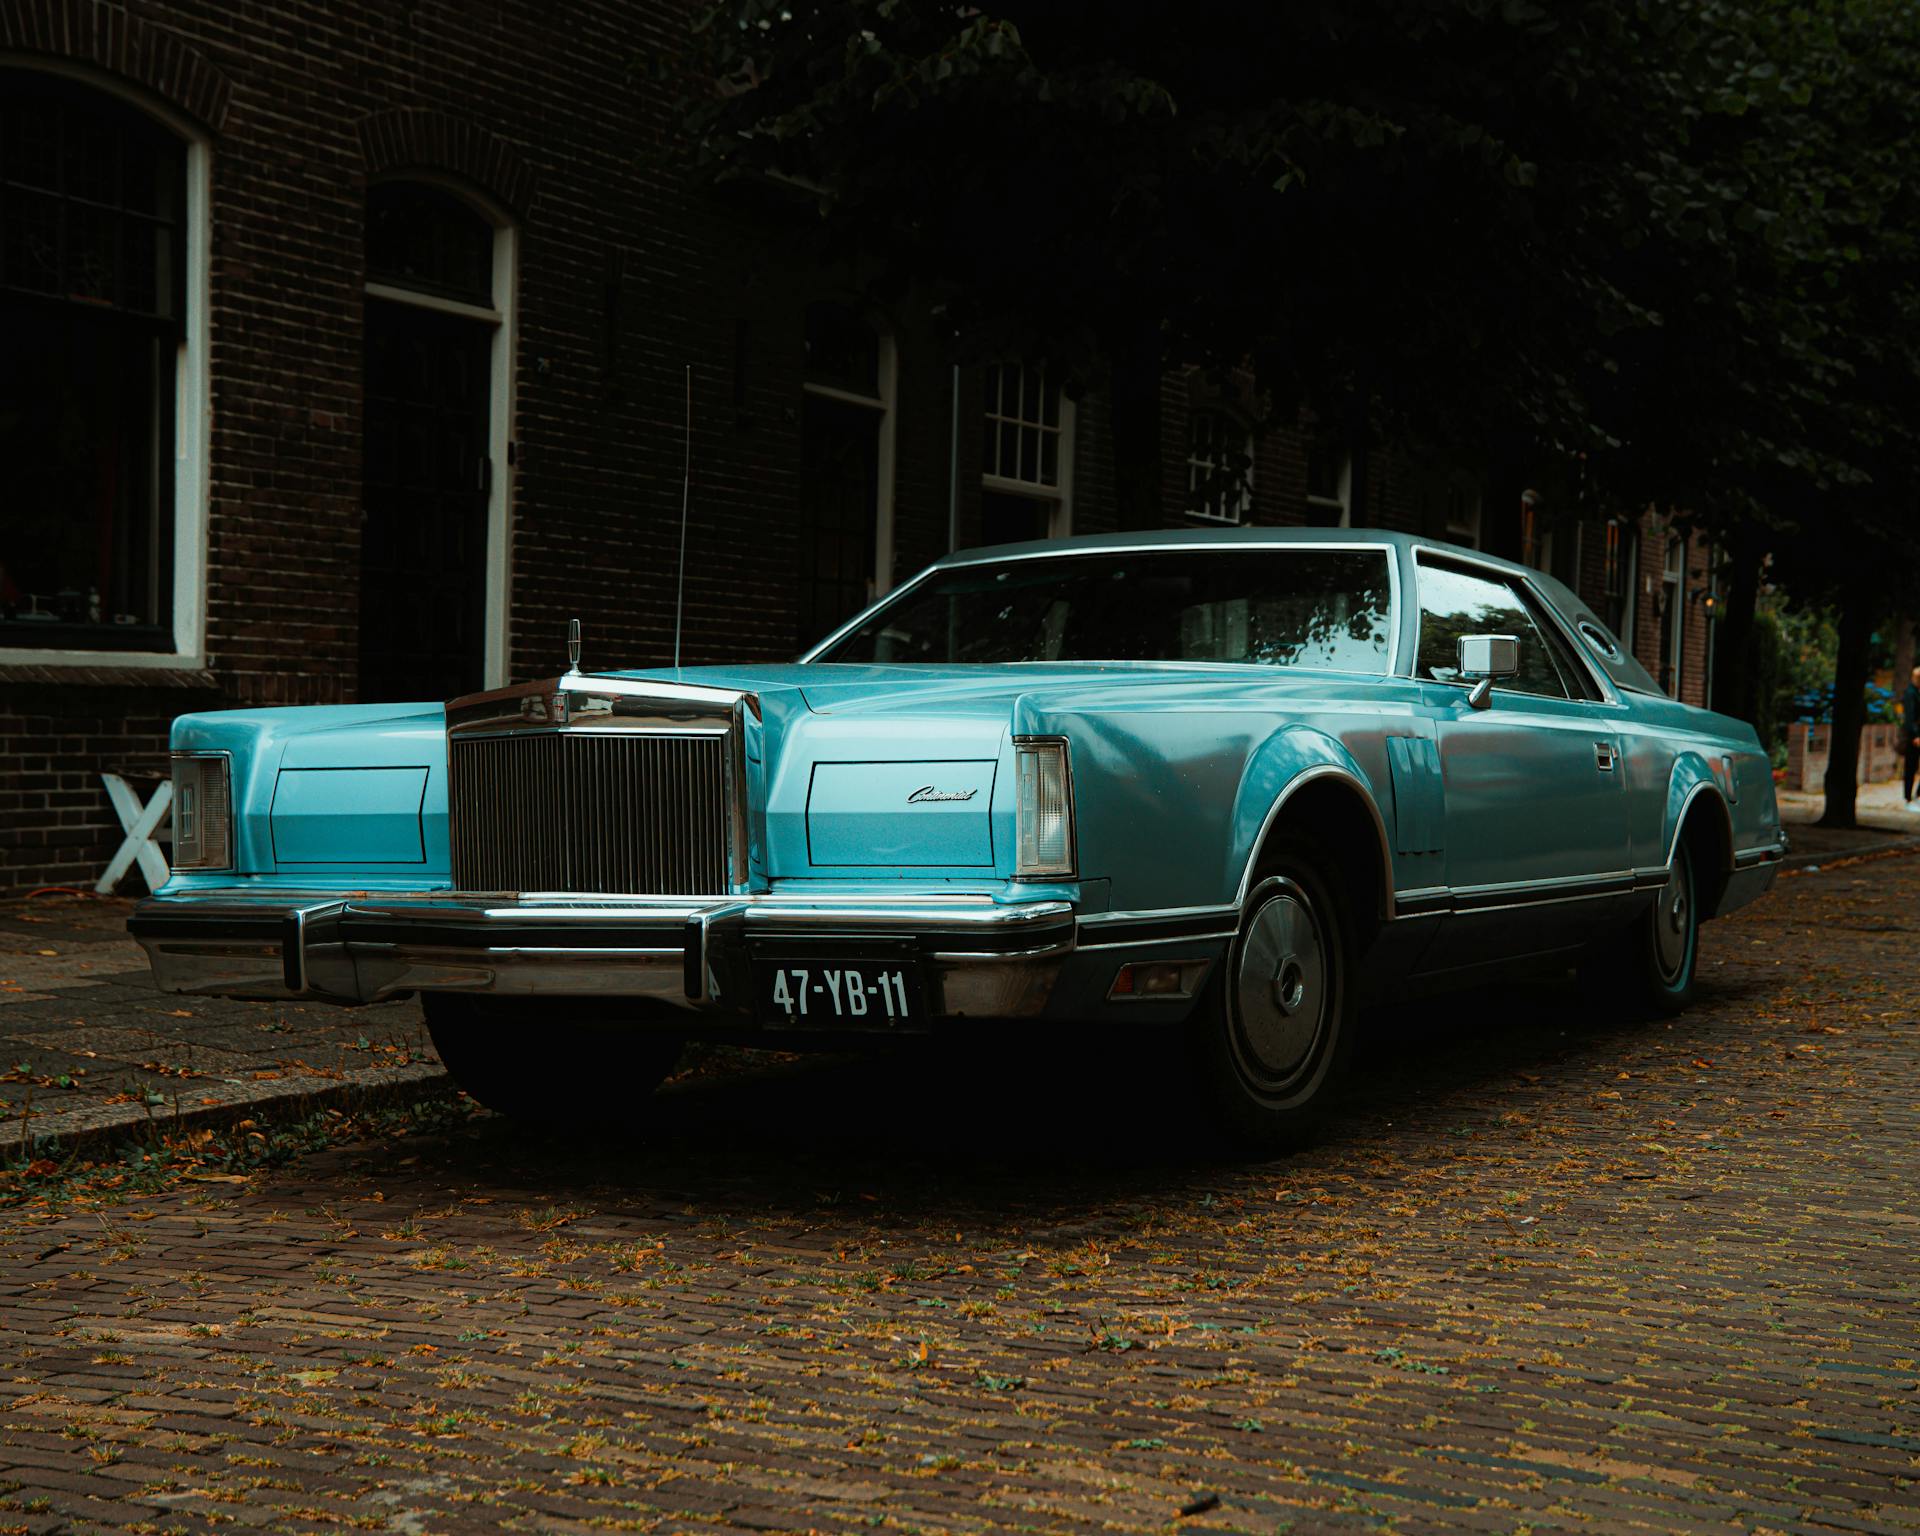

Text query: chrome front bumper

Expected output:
[128,889,1077,1021]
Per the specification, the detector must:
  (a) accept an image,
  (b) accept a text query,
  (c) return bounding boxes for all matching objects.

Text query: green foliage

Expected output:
[677,1,1920,611]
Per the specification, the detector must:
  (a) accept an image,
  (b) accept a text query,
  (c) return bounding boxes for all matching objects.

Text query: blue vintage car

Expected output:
[132,529,1786,1148]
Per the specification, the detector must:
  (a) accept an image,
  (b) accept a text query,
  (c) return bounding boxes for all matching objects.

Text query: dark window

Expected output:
[817,549,1394,671]
[1414,560,1574,700]
[0,71,186,651]
[798,305,887,648]
[804,302,880,397]
[979,491,1053,548]
[1304,426,1347,527]
[367,181,493,306]
[1601,519,1638,641]
[359,181,500,701]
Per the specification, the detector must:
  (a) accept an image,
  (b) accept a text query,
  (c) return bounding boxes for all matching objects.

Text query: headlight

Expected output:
[171,752,233,871]
[1013,737,1076,879]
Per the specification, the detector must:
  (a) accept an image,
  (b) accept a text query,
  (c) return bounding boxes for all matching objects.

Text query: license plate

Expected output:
[754,959,924,1028]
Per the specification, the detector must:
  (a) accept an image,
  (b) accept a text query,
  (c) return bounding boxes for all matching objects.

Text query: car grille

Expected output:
[448,730,732,895]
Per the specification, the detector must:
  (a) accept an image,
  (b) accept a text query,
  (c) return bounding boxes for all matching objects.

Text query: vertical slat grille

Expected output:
[449,731,731,894]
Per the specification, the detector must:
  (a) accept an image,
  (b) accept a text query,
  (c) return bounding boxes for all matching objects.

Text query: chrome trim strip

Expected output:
[1232,765,1397,920]
[1073,930,1235,954]
[928,939,1076,963]
[1734,841,1787,868]
[1077,903,1239,928]
[1390,871,1655,920]
[135,888,1075,932]
[447,672,762,725]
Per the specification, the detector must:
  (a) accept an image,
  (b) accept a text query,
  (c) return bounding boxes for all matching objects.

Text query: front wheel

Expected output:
[424,995,683,1121]
[1190,845,1358,1155]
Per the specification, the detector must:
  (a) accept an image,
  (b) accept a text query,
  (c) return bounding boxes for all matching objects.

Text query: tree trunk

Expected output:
[1108,330,1165,532]
[1712,524,1762,723]
[1817,597,1875,828]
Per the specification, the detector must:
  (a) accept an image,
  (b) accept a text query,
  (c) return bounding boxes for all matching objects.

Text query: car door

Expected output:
[1409,555,1632,970]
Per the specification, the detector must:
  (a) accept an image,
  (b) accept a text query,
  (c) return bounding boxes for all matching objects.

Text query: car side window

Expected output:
[1414,561,1571,700]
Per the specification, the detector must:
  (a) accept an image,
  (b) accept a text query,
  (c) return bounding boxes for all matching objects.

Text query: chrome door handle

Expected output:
[1594,742,1617,773]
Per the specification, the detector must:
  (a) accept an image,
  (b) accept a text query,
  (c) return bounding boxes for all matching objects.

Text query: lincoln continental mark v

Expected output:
[129,529,1787,1149]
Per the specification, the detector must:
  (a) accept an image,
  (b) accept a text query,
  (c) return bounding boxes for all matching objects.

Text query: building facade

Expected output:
[0,0,1720,894]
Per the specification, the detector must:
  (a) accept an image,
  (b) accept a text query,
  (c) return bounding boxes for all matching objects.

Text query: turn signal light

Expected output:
[1014,737,1076,878]
[171,751,233,872]
[1108,960,1211,1002]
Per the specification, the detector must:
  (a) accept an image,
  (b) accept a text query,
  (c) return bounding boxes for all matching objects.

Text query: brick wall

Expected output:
[0,0,1727,893]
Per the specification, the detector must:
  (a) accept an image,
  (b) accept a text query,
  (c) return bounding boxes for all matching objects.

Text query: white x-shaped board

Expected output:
[97,774,172,895]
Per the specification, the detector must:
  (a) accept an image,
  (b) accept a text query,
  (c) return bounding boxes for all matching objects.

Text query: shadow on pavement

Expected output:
[336,964,1734,1220]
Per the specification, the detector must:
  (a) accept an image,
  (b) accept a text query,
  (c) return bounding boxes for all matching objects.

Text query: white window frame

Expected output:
[981,363,1075,538]
[0,61,211,672]
[799,322,899,600]
[363,174,518,690]
[1185,409,1253,525]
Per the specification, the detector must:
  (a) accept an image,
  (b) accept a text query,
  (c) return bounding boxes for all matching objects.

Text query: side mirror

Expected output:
[1457,634,1520,710]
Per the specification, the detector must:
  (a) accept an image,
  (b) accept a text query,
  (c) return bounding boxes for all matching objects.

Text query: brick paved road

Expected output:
[2,856,1917,1535]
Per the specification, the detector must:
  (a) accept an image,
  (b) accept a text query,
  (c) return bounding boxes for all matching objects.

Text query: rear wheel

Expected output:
[424,995,683,1121]
[1191,842,1358,1154]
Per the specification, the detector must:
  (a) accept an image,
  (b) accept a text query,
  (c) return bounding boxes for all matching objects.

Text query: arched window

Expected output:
[0,69,192,653]
[359,179,515,702]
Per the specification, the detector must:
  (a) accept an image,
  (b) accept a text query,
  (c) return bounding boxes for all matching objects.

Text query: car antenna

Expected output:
[673,363,692,674]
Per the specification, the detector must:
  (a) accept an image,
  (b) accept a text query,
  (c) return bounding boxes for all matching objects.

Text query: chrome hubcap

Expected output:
[1236,889,1328,1083]
[1653,858,1692,981]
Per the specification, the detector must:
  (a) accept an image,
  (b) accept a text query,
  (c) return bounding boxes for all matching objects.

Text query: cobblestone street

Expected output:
[1,854,1916,1535]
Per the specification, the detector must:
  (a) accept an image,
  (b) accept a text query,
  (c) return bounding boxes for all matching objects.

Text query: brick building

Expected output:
[0,0,1719,894]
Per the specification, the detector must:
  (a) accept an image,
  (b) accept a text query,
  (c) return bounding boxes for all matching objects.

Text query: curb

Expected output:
[2,1060,454,1163]
[1782,834,1920,872]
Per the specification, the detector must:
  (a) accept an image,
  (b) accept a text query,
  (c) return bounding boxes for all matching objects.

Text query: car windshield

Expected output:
[813,548,1395,671]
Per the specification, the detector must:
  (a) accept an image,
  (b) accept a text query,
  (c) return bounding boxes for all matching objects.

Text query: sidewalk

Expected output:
[1776,773,1920,866]
[0,891,443,1158]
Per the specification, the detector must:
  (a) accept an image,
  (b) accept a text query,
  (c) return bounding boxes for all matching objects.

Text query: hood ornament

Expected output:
[566,618,582,675]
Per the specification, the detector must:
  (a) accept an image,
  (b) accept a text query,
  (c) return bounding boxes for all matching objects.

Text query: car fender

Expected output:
[1227,726,1395,918]
[1661,754,1735,905]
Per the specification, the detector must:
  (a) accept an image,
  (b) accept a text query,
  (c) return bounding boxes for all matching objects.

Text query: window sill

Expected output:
[0,659,218,690]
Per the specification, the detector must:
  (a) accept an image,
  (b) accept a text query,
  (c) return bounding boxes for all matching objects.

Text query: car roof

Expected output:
[933,525,1531,580]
